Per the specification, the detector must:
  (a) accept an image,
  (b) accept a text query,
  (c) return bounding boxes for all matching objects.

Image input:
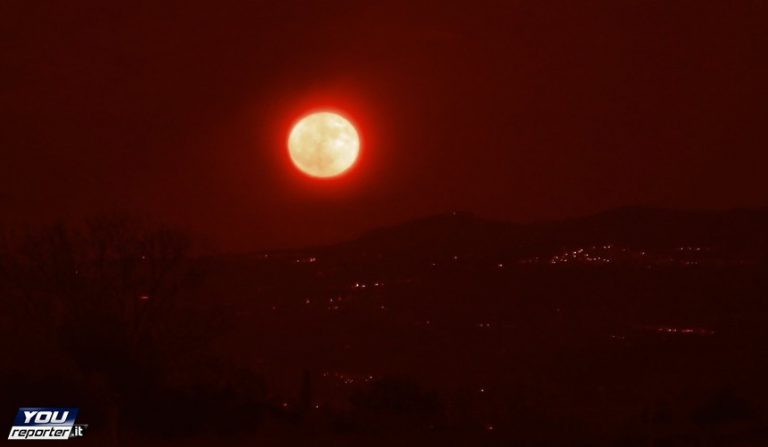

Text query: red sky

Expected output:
[2,0,767,250]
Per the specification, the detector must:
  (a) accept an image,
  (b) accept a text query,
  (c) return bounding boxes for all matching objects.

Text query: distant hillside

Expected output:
[319,207,768,261]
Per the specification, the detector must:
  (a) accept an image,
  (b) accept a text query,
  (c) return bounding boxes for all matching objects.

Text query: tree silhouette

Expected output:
[0,218,228,438]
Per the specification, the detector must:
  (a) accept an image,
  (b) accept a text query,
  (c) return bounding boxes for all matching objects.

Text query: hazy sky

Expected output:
[2,0,767,250]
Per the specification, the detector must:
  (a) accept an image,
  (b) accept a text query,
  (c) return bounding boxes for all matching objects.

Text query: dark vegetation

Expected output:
[1,209,767,445]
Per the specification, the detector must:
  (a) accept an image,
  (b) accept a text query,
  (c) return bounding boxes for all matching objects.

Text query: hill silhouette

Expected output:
[316,207,768,262]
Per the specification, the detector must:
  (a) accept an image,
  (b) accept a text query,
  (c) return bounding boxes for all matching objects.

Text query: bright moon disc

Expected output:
[288,112,360,178]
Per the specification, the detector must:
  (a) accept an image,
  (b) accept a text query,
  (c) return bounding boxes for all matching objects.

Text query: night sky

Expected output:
[2,1,766,250]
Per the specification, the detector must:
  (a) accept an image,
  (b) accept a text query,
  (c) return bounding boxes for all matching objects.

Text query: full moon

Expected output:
[287,112,360,178]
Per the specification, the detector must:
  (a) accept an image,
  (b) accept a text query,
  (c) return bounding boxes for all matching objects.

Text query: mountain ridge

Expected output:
[316,206,768,260]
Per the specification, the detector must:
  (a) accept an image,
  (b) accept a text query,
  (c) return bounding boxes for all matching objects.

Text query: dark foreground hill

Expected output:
[2,208,767,446]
